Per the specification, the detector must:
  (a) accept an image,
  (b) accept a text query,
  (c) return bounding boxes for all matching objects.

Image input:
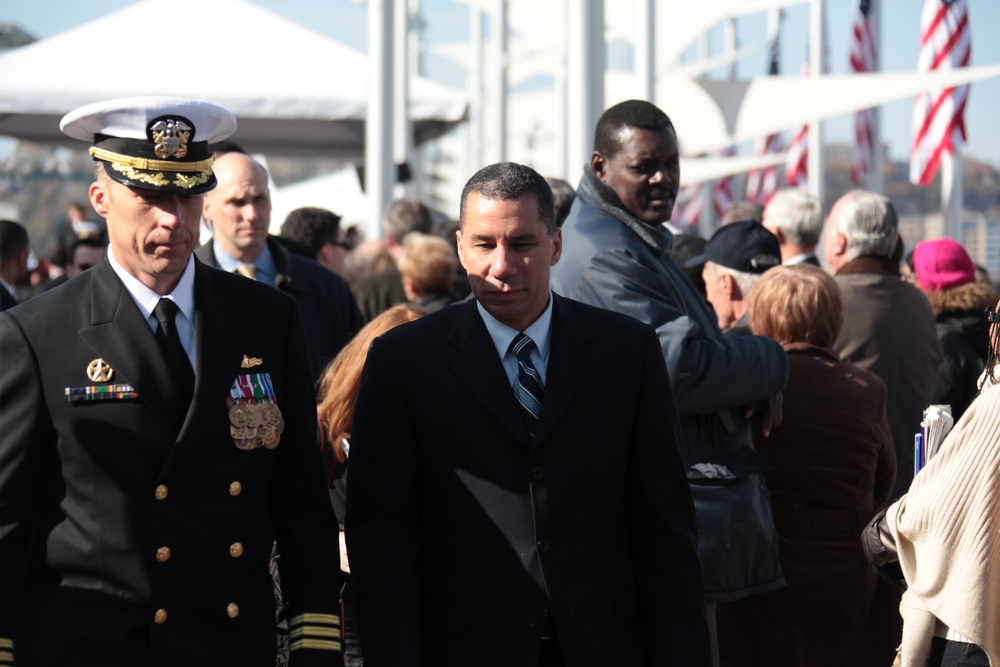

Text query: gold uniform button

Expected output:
[154,485,169,500]
[154,608,168,624]
[229,542,244,558]
[227,603,239,619]
[156,546,171,562]
[229,481,242,496]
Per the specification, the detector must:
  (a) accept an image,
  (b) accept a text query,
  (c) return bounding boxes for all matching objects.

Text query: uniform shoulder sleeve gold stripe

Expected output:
[0,649,13,665]
[0,639,12,649]
[289,625,342,640]
[289,612,340,627]
[289,638,342,652]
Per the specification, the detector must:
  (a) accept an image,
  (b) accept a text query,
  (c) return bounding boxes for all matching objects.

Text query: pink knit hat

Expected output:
[913,238,976,291]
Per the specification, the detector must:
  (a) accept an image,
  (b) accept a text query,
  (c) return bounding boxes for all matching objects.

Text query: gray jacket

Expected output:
[552,170,790,601]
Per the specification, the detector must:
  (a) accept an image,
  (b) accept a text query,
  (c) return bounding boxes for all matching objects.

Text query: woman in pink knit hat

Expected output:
[913,238,997,421]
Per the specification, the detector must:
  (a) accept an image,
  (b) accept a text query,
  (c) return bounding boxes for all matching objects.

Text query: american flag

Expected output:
[785,63,810,188]
[787,16,830,189]
[910,0,970,187]
[672,183,703,230]
[712,146,735,218]
[746,32,781,205]
[851,0,877,184]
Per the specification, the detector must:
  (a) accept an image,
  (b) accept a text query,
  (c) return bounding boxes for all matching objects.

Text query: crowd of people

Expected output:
[1,94,998,667]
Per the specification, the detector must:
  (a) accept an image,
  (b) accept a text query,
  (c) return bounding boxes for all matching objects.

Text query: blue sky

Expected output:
[4,0,999,167]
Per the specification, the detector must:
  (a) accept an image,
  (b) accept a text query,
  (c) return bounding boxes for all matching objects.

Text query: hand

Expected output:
[339,531,350,574]
[743,391,783,438]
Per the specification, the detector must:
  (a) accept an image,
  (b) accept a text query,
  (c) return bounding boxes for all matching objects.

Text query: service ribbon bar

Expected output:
[65,384,139,403]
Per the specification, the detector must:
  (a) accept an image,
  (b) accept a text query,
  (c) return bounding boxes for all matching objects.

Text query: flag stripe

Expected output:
[850,0,877,184]
[910,0,970,187]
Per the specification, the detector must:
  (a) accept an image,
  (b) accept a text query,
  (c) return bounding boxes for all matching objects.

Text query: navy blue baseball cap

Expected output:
[684,220,781,274]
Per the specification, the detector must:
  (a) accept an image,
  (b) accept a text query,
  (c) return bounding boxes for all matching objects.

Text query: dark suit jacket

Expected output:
[346,295,709,667]
[0,287,16,311]
[0,256,341,666]
[196,237,363,385]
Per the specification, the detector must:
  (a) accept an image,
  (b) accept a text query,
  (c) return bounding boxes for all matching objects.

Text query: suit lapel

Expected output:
[78,258,187,434]
[533,295,595,446]
[448,301,532,447]
[161,260,244,476]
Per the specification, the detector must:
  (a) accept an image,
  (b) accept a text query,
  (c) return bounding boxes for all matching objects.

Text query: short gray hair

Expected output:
[764,188,823,247]
[832,190,899,261]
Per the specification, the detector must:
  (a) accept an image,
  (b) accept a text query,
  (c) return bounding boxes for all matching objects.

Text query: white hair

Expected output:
[832,190,899,261]
[764,188,823,247]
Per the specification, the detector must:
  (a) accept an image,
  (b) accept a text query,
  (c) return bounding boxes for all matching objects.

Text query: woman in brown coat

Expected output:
[717,265,896,667]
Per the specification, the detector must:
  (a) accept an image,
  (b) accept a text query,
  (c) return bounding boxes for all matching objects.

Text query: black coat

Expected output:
[346,295,709,667]
[0,256,341,666]
[0,287,16,311]
[196,237,363,385]
[933,309,990,422]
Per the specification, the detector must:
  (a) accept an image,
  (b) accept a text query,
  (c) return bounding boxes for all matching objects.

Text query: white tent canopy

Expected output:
[0,0,467,156]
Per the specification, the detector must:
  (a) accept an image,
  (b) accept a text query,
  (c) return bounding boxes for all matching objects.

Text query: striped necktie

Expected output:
[509,333,544,439]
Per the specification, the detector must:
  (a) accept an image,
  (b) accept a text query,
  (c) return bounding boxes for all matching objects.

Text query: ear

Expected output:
[401,274,417,302]
[201,193,213,222]
[455,229,468,270]
[89,181,109,219]
[831,230,848,256]
[550,228,562,266]
[317,242,334,266]
[720,272,736,298]
[590,152,606,181]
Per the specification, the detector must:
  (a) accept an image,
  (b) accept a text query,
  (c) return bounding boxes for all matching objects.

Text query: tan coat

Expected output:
[886,378,1000,667]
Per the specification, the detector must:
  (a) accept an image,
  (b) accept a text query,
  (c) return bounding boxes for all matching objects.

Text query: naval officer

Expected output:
[0,97,341,666]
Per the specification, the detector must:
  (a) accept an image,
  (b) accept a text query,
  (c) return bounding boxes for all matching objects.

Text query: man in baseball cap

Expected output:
[0,97,342,665]
[686,220,781,335]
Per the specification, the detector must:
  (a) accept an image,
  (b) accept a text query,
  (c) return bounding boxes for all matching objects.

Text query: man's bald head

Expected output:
[203,152,272,262]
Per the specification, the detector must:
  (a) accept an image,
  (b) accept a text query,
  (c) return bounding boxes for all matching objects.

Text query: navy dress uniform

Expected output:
[0,98,341,666]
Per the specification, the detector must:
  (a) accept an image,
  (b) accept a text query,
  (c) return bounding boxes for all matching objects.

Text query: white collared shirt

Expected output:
[477,291,554,388]
[0,276,16,301]
[106,245,196,368]
[784,252,817,266]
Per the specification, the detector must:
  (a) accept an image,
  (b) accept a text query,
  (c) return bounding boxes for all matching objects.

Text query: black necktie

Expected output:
[153,298,194,426]
[509,333,544,439]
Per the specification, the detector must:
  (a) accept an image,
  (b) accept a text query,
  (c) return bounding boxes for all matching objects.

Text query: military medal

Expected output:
[87,358,114,383]
[227,371,284,451]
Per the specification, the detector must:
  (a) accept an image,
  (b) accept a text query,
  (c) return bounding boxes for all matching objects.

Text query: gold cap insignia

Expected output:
[150,119,192,159]
[241,355,263,369]
[87,358,114,383]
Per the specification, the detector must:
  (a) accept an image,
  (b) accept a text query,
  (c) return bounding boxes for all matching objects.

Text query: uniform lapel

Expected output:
[78,258,186,434]
[448,300,532,447]
[532,295,595,446]
[161,260,244,476]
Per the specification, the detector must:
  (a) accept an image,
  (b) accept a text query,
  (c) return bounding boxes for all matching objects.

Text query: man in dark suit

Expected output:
[761,187,823,267]
[197,152,363,385]
[346,162,709,667]
[0,97,341,665]
[0,219,28,311]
